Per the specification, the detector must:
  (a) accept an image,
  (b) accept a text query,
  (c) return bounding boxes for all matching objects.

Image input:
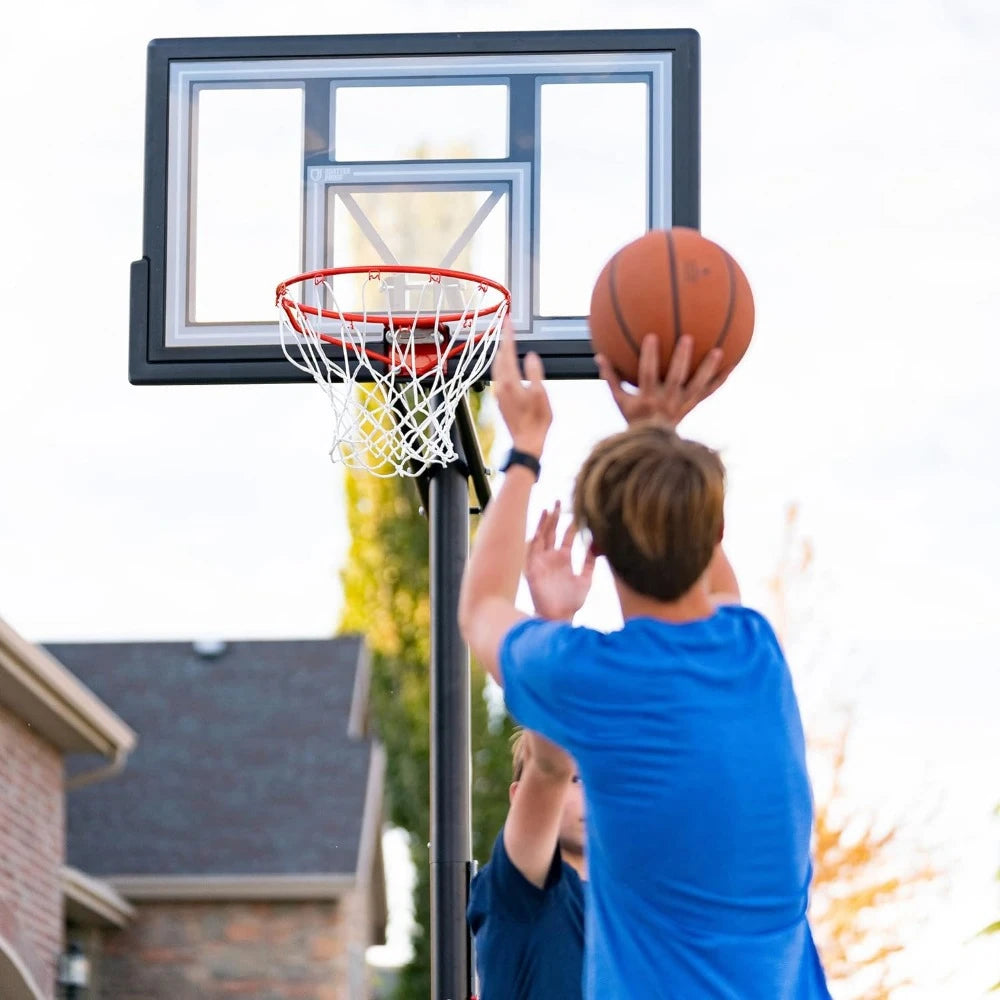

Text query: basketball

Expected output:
[589,227,755,385]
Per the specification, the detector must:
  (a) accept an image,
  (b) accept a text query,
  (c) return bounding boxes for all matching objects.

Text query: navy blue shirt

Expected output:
[467,828,585,1000]
[502,608,832,1000]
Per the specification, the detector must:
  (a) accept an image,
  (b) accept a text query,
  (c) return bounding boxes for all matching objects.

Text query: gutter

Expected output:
[0,617,137,762]
[65,745,129,791]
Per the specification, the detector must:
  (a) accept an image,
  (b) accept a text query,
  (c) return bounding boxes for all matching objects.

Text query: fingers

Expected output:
[491,316,518,384]
[701,364,731,401]
[528,506,549,553]
[598,337,727,423]
[664,335,693,392]
[637,334,662,394]
[686,347,724,398]
[529,505,586,555]
[594,353,616,387]
[542,501,560,551]
[527,353,554,436]
[523,350,546,384]
[580,544,598,582]
[528,504,562,554]
[499,315,517,365]
[559,517,578,551]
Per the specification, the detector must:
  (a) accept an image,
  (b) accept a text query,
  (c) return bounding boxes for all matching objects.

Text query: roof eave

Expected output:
[0,619,137,759]
[105,874,357,901]
[61,866,136,928]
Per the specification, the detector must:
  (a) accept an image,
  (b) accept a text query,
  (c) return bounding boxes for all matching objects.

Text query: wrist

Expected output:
[539,609,576,622]
[511,437,545,457]
[500,447,542,481]
[527,591,579,622]
[635,412,677,431]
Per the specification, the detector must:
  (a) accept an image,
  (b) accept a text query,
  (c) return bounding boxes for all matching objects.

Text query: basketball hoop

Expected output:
[276,266,510,477]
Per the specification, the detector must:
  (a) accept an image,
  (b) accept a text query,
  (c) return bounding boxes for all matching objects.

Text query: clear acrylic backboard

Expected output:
[128,29,700,384]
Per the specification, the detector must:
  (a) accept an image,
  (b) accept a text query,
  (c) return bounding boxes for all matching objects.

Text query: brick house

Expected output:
[0,617,137,1000]
[45,636,388,1000]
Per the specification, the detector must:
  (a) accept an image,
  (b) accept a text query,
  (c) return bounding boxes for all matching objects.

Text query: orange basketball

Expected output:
[589,227,755,385]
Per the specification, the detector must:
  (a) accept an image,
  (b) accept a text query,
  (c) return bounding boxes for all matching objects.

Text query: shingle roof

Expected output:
[46,637,375,879]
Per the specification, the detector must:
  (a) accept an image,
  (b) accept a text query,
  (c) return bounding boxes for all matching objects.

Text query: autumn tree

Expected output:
[983,802,1000,993]
[770,504,939,1000]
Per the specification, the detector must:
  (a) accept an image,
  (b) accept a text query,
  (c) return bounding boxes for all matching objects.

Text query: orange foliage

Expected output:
[808,725,938,999]
[768,504,939,1000]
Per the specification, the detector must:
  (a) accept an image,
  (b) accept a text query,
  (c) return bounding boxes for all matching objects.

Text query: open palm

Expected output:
[524,503,596,622]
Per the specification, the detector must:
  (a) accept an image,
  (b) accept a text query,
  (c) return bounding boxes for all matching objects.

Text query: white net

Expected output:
[276,267,508,477]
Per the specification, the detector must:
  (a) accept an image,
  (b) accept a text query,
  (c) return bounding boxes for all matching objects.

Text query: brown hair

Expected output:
[572,421,725,602]
[510,727,527,783]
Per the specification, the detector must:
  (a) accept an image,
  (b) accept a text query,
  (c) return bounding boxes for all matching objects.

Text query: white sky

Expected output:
[1,0,998,995]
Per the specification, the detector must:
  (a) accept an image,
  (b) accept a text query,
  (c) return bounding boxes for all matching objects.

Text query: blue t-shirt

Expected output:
[500,606,832,1000]
[467,828,586,1000]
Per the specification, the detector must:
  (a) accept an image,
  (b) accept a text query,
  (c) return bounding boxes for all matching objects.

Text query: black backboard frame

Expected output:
[129,28,700,385]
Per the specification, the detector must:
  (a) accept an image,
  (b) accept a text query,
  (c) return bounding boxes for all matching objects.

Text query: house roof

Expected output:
[0,617,136,759]
[46,637,381,887]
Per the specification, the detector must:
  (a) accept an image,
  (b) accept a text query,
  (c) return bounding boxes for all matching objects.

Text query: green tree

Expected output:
[336,146,513,996]
[338,390,514,999]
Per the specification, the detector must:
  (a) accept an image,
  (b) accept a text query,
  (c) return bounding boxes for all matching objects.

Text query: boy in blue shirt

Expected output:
[468,336,747,1000]
[459,328,831,999]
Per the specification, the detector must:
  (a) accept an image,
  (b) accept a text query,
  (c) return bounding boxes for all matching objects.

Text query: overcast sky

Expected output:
[1,0,997,994]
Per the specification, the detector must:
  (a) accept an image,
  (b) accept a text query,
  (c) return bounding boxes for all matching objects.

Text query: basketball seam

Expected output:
[714,249,738,348]
[607,253,642,359]
[665,230,682,346]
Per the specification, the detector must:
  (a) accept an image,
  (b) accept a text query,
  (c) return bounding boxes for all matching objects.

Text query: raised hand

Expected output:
[525,502,597,621]
[595,333,728,429]
[491,317,552,456]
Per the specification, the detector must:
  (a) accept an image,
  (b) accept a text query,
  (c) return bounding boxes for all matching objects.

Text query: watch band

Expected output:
[500,448,541,480]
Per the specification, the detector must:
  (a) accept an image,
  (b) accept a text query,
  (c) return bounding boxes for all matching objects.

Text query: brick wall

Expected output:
[92,895,376,1000]
[0,702,65,999]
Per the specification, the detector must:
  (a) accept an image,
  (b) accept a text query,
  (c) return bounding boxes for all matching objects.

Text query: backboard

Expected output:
[129,29,700,384]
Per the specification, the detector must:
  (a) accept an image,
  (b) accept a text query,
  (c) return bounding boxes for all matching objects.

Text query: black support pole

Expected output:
[454,395,492,512]
[428,444,473,1000]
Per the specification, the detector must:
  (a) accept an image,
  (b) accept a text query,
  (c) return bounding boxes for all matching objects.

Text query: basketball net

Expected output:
[276,266,509,478]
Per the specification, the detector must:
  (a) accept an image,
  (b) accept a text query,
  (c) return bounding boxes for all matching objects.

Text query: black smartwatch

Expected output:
[499,448,541,480]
